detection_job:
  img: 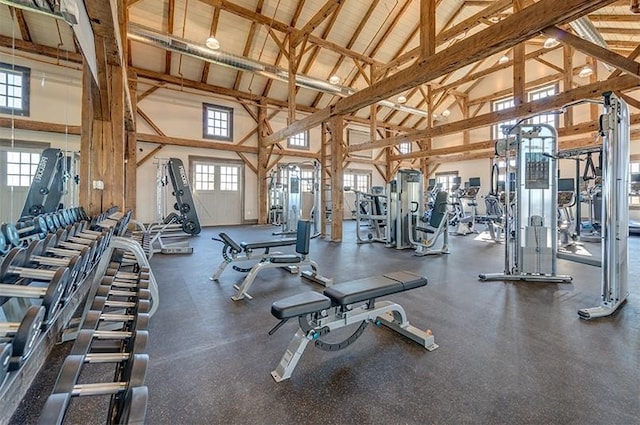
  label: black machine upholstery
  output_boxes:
[271,271,427,320]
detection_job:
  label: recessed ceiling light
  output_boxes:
[329,75,341,85]
[543,37,560,49]
[205,37,220,50]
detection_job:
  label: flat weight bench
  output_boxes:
[269,271,438,382]
[226,220,333,301]
[210,232,297,281]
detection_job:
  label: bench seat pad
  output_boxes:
[324,271,427,305]
[241,238,297,251]
[271,291,331,320]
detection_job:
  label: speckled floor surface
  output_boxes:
[9,222,640,424]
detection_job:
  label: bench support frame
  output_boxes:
[271,300,437,382]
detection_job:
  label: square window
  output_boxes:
[288,131,309,150]
[203,103,233,141]
[0,63,30,116]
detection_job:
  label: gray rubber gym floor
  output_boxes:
[9,222,640,424]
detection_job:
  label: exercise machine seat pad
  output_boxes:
[415,225,436,234]
[324,272,427,306]
[218,233,242,252]
[241,238,297,251]
[271,291,332,320]
[270,254,302,264]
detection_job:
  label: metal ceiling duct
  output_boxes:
[127,24,429,118]
[569,17,614,71]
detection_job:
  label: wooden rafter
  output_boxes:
[233,0,265,91]
[8,7,31,42]
[165,0,175,75]
[201,7,221,83]
[291,0,345,48]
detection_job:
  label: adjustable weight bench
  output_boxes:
[269,271,438,382]
[210,233,297,281]
[228,220,333,301]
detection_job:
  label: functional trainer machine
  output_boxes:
[20,148,65,217]
[268,271,437,381]
[479,123,571,283]
[578,92,629,319]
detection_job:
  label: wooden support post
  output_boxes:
[320,123,328,239]
[563,45,574,127]
[125,131,137,212]
[288,37,299,126]
[329,115,344,242]
[79,62,127,216]
[257,103,270,225]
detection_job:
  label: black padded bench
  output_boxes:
[270,271,437,381]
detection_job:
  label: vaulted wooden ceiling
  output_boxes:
[0,0,639,148]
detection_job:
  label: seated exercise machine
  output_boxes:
[268,271,438,381]
[210,234,297,281]
[449,178,480,236]
[479,123,572,283]
[224,220,333,301]
[354,186,388,244]
[411,190,450,256]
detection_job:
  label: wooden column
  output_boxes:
[288,37,299,125]
[329,115,344,242]
[257,102,270,224]
[125,72,137,212]
[79,63,127,216]
[563,45,574,127]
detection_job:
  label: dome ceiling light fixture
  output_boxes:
[397,95,407,104]
[498,54,509,64]
[205,37,220,50]
[578,65,594,78]
[543,37,560,48]
[329,75,341,85]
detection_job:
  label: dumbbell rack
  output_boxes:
[0,207,157,425]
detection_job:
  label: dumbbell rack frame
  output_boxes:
[0,253,100,425]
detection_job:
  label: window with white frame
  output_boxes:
[288,131,309,149]
[300,170,314,192]
[194,163,215,191]
[203,103,233,141]
[0,63,30,116]
[398,141,411,155]
[343,171,370,193]
[219,166,239,191]
[6,151,40,187]
[435,171,459,193]
[492,97,516,140]
[528,85,558,127]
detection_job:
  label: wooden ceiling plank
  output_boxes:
[197,0,378,65]
[233,0,264,91]
[9,7,32,42]
[292,0,345,47]
[266,0,616,146]
[381,0,513,74]
[543,26,640,78]
[201,6,221,83]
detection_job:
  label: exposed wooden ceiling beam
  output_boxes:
[0,117,81,135]
[197,0,379,65]
[543,26,640,78]
[0,35,83,63]
[291,0,344,48]
[201,7,221,83]
[8,7,31,42]
[264,0,617,146]
[132,67,417,134]
[350,74,638,153]
[380,0,513,74]
[165,0,175,74]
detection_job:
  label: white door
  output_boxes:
[190,157,243,226]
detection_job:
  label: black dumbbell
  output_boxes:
[0,249,69,323]
[16,216,48,240]
[0,223,21,249]
[0,305,45,370]
[24,240,88,298]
